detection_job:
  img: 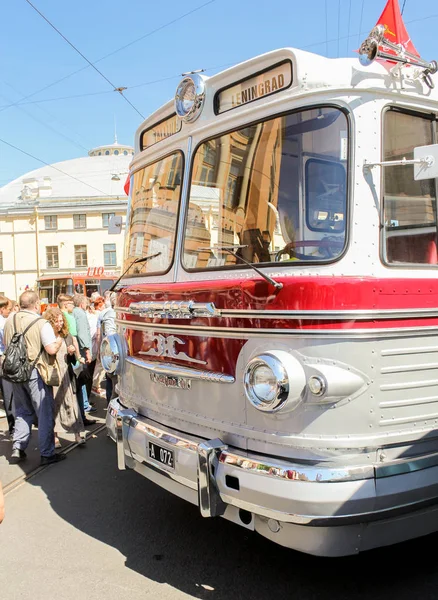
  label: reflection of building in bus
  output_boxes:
[182,109,346,268]
[122,110,347,277]
[0,141,132,299]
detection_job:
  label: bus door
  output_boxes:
[39,281,54,306]
[85,279,99,297]
[74,278,85,294]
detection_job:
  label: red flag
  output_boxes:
[124,173,130,196]
[375,0,419,58]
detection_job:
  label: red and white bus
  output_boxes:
[37,267,117,308]
[101,3,438,556]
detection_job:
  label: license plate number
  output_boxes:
[148,441,174,469]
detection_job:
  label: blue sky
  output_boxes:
[1,0,437,186]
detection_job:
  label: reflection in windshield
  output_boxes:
[183,107,347,268]
[125,152,183,275]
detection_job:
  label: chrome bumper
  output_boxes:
[106,398,438,548]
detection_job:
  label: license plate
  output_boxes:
[148,441,174,469]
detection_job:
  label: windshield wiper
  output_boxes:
[109,252,162,292]
[202,245,283,290]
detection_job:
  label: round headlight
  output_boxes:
[244,351,305,413]
[101,333,126,375]
[175,73,206,123]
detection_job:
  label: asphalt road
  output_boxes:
[2,429,438,600]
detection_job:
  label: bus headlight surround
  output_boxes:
[175,73,206,123]
[101,334,125,375]
[244,351,305,413]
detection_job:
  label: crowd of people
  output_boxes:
[0,289,117,466]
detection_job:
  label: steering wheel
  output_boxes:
[275,238,341,262]
[275,243,298,262]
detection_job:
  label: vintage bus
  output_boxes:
[101,19,438,556]
[38,268,117,308]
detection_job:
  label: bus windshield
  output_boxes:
[123,151,184,276]
[183,106,348,269]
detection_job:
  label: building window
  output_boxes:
[73,214,87,229]
[114,150,119,155]
[44,215,57,230]
[75,245,88,267]
[46,246,59,268]
[102,212,115,228]
[0,252,3,271]
[105,150,110,155]
[104,243,117,266]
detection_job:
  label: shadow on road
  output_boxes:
[0,393,106,488]
[27,431,438,600]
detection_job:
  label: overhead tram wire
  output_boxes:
[357,0,365,47]
[3,8,437,111]
[1,0,216,114]
[301,12,438,51]
[0,92,90,154]
[1,65,234,109]
[401,0,407,15]
[2,80,93,151]
[346,0,352,55]
[23,0,144,119]
[0,137,115,199]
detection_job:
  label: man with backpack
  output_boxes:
[3,291,66,465]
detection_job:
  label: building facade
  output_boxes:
[0,141,133,300]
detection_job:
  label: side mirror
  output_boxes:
[108,215,123,234]
[364,143,438,179]
[414,143,438,180]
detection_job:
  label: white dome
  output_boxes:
[0,142,134,206]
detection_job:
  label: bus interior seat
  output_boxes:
[386,232,438,264]
[237,229,270,263]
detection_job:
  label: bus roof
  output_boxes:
[134,47,438,154]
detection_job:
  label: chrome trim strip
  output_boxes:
[126,356,235,383]
[116,306,438,321]
[116,413,125,470]
[221,308,438,320]
[128,300,221,319]
[198,439,227,517]
[173,135,192,283]
[219,452,374,482]
[122,406,438,481]
[376,450,438,478]
[118,318,438,339]
[130,416,199,452]
[116,408,136,470]
[108,402,438,525]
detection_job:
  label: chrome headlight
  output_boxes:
[101,334,126,375]
[244,351,305,413]
[175,73,206,123]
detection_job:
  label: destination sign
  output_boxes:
[216,61,292,114]
[141,114,182,150]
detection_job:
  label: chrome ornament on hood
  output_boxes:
[128,300,220,319]
[139,333,207,365]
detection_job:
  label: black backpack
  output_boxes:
[2,314,43,383]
